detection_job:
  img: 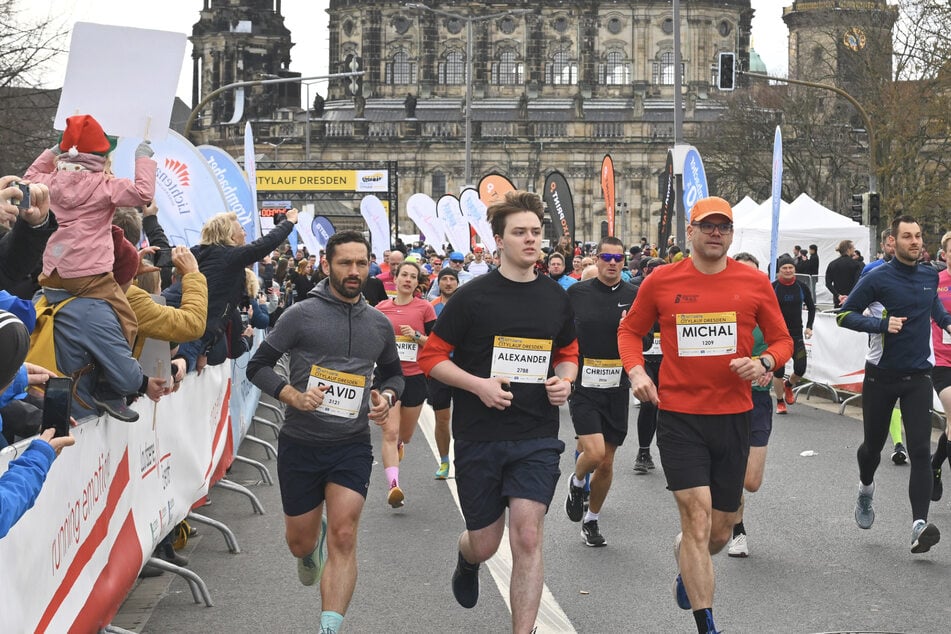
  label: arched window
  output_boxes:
[545,49,577,85]
[491,49,523,85]
[599,50,630,85]
[386,51,417,85]
[438,50,465,85]
[652,51,683,85]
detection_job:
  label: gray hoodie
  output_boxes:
[248,278,403,445]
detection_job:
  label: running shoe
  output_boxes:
[776,400,788,415]
[451,550,480,608]
[297,515,327,586]
[727,532,749,558]
[633,449,655,474]
[933,467,943,502]
[854,488,875,529]
[783,380,796,405]
[397,440,405,462]
[891,442,908,465]
[387,484,405,508]
[911,520,940,554]
[672,574,691,610]
[582,520,606,547]
[434,461,450,480]
[565,479,585,522]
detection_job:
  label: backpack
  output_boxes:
[26,295,91,380]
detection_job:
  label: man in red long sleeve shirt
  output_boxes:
[618,196,792,634]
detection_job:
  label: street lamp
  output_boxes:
[405,3,532,188]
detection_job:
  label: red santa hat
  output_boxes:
[59,114,117,157]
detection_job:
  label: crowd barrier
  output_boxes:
[0,345,265,632]
[792,310,946,415]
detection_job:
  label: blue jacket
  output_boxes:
[0,439,56,538]
[838,259,951,371]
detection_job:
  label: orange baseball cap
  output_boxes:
[689,196,733,223]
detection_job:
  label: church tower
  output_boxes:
[783,0,897,96]
[190,0,300,131]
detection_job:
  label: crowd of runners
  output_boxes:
[245,191,951,634]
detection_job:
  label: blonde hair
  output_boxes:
[941,231,951,253]
[200,212,239,246]
[244,268,260,297]
[136,270,161,294]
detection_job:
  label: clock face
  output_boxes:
[843,27,867,51]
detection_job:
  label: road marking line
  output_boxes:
[417,404,576,633]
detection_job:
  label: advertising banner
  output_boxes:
[112,131,228,247]
[682,146,708,221]
[657,150,676,257]
[360,195,391,264]
[543,171,575,244]
[769,126,783,280]
[406,193,448,250]
[459,188,497,253]
[198,145,256,246]
[243,122,261,241]
[478,173,516,207]
[437,195,471,254]
[256,170,389,193]
[601,155,616,237]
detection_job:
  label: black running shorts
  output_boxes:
[426,375,452,410]
[398,373,429,408]
[454,437,564,531]
[750,390,773,448]
[277,436,372,516]
[933,366,951,395]
[655,409,750,513]
[568,387,630,447]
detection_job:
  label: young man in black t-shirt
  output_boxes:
[419,191,578,632]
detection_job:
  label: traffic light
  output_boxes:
[867,192,881,226]
[344,54,363,97]
[717,52,735,91]
[850,193,865,223]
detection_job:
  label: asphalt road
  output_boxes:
[114,393,951,634]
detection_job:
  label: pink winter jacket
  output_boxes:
[25,149,156,278]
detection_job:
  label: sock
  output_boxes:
[933,433,948,470]
[784,379,793,388]
[385,466,399,489]
[319,610,344,634]
[583,510,599,523]
[889,408,903,445]
[733,521,746,537]
[572,474,586,488]
[859,481,874,496]
[440,455,450,464]
[693,607,715,634]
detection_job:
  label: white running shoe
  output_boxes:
[728,533,749,558]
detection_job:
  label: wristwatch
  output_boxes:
[382,391,396,407]
[759,357,773,372]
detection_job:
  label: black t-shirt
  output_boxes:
[567,278,637,392]
[772,278,816,335]
[433,268,576,441]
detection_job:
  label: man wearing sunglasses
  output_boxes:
[563,237,637,547]
[618,196,792,634]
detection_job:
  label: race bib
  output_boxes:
[676,312,737,357]
[490,335,552,383]
[395,335,419,362]
[580,358,623,389]
[646,332,662,356]
[306,365,367,418]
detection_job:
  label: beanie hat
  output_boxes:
[776,254,796,269]
[112,226,140,285]
[0,310,29,389]
[437,267,459,282]
[59,114,118,157]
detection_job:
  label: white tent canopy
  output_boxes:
[729,194,871,305]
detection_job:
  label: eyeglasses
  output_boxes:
[691,221,734,235]
[597,253,625,263]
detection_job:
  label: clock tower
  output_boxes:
[783,0,897,97]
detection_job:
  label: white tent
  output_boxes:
[729,193,871,305]
[732,195,760,226]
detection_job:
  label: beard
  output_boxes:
[328,269,365,299]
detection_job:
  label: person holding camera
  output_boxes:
[0,175,57,297]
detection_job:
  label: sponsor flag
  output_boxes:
[243,122,261,240]
[601,155,616,237]
[437,194,471,254]
[542,171,575,244]
[198,145,256,245]
[657,150,676,256]
[112,131,227,247]
[459,188,497,253]
[360,195,390,264]
[478,173,515,207]
[682,146,708,222]
[769,126,783,280]
[406,193,449,249]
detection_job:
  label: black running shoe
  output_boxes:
[565,480,585,522]
[582,520,606,547]
[451,550,480,608]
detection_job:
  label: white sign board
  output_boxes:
[55,22,187,142]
